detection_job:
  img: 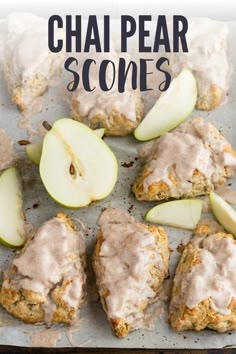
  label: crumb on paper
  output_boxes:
[23,223,35,239]
[17,97,45,140]
[31,329,61,347]
[202,197,211,213]
[143,278,172,330]
[0,129,16,170]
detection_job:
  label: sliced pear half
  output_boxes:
[145,199,203,230]
[39,119,118,208]
[134,69,197,141]
[210,191,236,236]
[26,128,105,165]
[0,167,25,247]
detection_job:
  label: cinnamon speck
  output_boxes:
[121,161,134,168]
[128,205,134,213]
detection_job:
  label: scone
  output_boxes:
[169,18,231,110]
[169,221,236,332]
[93,208,169,337]
[133,117,236,201]
[70,52,143,136]
[0,213,86,324]
[0,13,65,111]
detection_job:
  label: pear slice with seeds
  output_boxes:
[39,119,118,208]
[26,128,105,165]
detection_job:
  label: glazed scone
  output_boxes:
[93,208,169,337]
[0,13,65,111]
[70,53,143,136]
[169,18,231,110]
[0,213,86,324]
[169,220,236,332]
[133,117,236,201]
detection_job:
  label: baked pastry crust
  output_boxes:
[71,91,143,136]
[133,166,232,202]
[10,73,53,112]
[133,117,236,201]
[0,213,86,324]
[93,209,169,337]
[0,13,64,112]
[168,18,230,111]
[169,222,236,332]
[10,74,49,112]
[196,84,223,111]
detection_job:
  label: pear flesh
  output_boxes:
[210,191,236,236]
[26,142,43,165]
[26,128,105,165]
[145,199,203,230]
[94,128,105,138]
[39,119,118,208]
[134,69,198,141]
[0,167,25,247]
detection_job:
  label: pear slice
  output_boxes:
[134,69,197,141]
[145,199,203,230]
[39,119,118,208]
[0,167,25,247]
[210,191,236,236]
[94,128,105,138]
[26,142,43,165]
[26,128,105,165]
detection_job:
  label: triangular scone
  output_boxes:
[0,13,65,111]
[169,220,236,332]
[93,208,169,338]
[70,52,143,136]
[0,213,86,324]
[169,18,231,111]
[133,117,236,201]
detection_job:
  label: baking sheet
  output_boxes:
[0,19,236,349]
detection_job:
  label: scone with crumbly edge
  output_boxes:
[0,213,86,324]
[10,72,59,112]
[0,13,64,112]
[70,51,143,136]
[169,220,236,332]
[133,117,236,201]
[93,208,169,338]
[196,84,224,111]
[169,17,231,111]
[71,90,143,136]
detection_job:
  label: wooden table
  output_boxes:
[0,348,234,353]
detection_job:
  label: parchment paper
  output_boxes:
[0,19,236,349]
